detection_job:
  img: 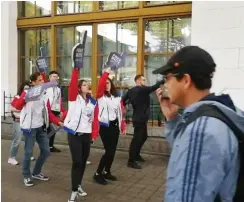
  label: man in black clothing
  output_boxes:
[123,75,162,169]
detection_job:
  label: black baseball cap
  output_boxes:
[153,46,216,77]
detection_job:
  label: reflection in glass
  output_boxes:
[146,1,179,5]
[56,1,92,14]
[97,22,138,55]
[144,17,191,53]
[57,56,92,85]
[35,0,51,16]
[21,29,50,57]
[144,55,168,85]
[56,25,92,56]
[18,1,51,17]
[99,1,138,11]
[56,25,92,85]
[97,55,137,87]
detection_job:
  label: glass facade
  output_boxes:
[18,1,51,17]
[17,1,192,135]
[19,28,51,81]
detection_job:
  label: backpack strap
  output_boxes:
[183,104,242,142]
[181,104,243,202]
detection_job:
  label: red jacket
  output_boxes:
[91,72,126,140]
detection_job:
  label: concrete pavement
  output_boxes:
[1,139,168,202]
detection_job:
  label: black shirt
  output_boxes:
[122,82,161,125]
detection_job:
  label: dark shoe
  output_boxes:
[103,172,117,181]
[50,147,61,152]
[93,173,108,185]
[127,161,142,169]
[32,173,49,181]
[136,155,145,162]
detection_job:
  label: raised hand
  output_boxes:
[156,88,179,121]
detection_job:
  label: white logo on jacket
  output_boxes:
[64,95,95,134]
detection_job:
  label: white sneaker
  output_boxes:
[30,157,35,161]
[86,161,91,165]
[24,178,34,187]
[78,185,87,196]
[68,191,78,202]
[8,157,19,165]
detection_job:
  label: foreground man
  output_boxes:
[154,46,244,202]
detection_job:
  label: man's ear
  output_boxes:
[183,74,191,90]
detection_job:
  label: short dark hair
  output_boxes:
[17,81,30,96]
[49,71,59,76]
[30,72,41,82]
[134,74,144,82]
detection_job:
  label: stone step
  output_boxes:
[1,117,170,156]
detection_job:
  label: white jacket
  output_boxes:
[63,95,96,134]
[97,95,123,130]
[45,86,62,112]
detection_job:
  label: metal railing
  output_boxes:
[124,100,166,127]
[2,91,14,120]
[2,91,165,127]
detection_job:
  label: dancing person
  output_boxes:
[122,75,161,169]
[44,71,67,152]
[13,72,63,187]
[63,67,96,202]
[92,67,126,185]
[8,81,35,165]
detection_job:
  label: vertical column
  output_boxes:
[50,25,56,71]
[92,23,98,98]
[137,17,144,75]
[1,1,18,115]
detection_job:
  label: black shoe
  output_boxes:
[103,172,117,181]
[50,147,61,152]
[93,173,108,185]
[136,155,145,162]
[127,161,142,169]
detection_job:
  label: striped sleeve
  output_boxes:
[181,117,208,202]
[169,116,239,202]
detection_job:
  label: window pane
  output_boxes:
[144,55,168,85]
[18,1,51,17]
[57,56,92,85]
[168,18,191,52]
[99,1,138,11]
[144,17,191,53]
[146,1,180,5]
[97,55,137,87]
[56,25,92,56]
[35,0,51,16]
[145,20,168,53]
[98,22,138,55]
[20,57,51,81]
[20,29,51,57]
[56,1,93,15]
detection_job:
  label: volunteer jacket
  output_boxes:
[63,68,96,136]
[11,95,21,121]
[12,90,60,133]
[41,72,67,120]
[164,94,244,202]
[91,72,126,140]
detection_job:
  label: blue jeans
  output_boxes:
[22,127,50,178]
[9,121,22,158]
